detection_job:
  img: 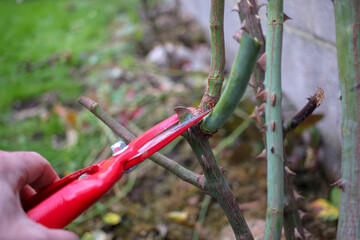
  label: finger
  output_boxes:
[43,228,79,240]
[8,217,79,240]
[3,151,59,191]
[20,185,36,200]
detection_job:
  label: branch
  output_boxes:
[283,87,324,134]
[263,0,285,239]
[236,0,266,95]
[283,171,306,240]
[78,97,205,190]
[333,0,360,239]
[183,126,253,240]
[201,33,261,133]
[199,0,225,111]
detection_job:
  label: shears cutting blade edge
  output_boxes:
[22,108,212,229]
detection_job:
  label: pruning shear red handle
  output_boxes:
[22,108,211,229]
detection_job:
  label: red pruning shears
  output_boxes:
[22,108,211,229]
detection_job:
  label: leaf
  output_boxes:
[102,212,121,225]
[81,232,94,240]
[53,104,78,127]
[166,211,191,226]
[330,187,341,208]
[309,198,339,221]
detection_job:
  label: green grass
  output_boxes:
[0,0,138,110]
[0,0,140,173]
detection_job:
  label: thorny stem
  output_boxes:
[199,0,225,111]
[283,171,306,240]
[201,33,261,133]
[263,0,284,239]
[183,126,253,240]
[78,97,205,190]
[333,1,360,239]
[237,0,266,96]
[281,88,324,240]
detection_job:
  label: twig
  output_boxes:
[283,87,324,134]
[198,0,225,111]
[78,97,205,190]
[263,0,285,239]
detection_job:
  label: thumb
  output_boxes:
[43,228,79,240]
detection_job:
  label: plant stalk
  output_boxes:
[199,0,225,111]
[333,1,360,239]
[263,0,284,239]
[201,33,261,133]
[283,172,306,240]
[183,126,253,240]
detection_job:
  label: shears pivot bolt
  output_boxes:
[111,141,137,173]
[111,141,128,156]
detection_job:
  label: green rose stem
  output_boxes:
[333,0,360,239]
[263,0,285,239]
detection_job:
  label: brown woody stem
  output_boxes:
[183,126,253,240]
[283,87,324,134]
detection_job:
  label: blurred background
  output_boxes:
[0,0,339,239]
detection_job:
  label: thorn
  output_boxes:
[256,87,262,95]
[270,93,276,106]
[270,146,275,153]
[232,4,240,12]
[255,115,262,126]
[258,103,265,114]
[294,228,302,239]
[285,166,296,175]
[256,149,266,159]
[331,179,345,191]
[249,106,259,119]
[255,0,266,10]
[255,14,261,20]
[257,53,266,71]
[304,229,312,238]
[174,106,192,119]
[261,124,268,132]
[256,90,267,102]
[241,20,249,33]
[284,13,292,22]
[219,166,227,174]
[293,190,305,201]
[233,30,242,43]
[249,75,256,88]
[338,91,342,100]
[271,121,276,131]
[298,210,309,219]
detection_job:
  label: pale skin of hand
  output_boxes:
[0,150,79,240]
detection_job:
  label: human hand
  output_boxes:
[0,150,79,240]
